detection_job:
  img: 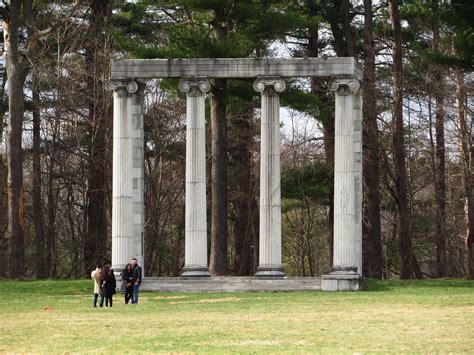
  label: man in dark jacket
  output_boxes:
[131,257,142,304]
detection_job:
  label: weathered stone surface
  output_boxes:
[110,81,136,272]
[141,276,322,292]
[109,58,364,290]
[254,78,285,277]
[179,79,211,277]
[108,80,145,273]
[353,92,363,277]
[111,58,362,80]
[321,78,363,291]
[131,85,145,270]
[328,78,361,272]
[321,273,360,291]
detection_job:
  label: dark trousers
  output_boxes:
[105,295,113,307]
[125,286,133,304]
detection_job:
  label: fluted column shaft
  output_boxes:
[353,91,363,277]
[254,77,286,277]
[179,78,211,277]
[108,80,144,273]
[321,78,362,291]
[330,78,362,274]
[131,85,145,271]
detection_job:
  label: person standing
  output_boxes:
[103,268,117,307]
[131,258,142,304]
[121,263,133,304]
[91,264,103,307]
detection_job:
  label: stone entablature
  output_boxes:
[111,57,362,80]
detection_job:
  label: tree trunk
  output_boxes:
[209,78,228,275]
[6,72,26,279]
[230,109,256,276]
[362,0,383,279]
[389,0,412,279]
[342,0,356,57]
[32,73,46,279]
[0,155,7,278]
[3,1,28,278]
[84,0,112,274]
[432,8,447,277]
[46,106,60,278]
[209,10,229,275]
[456,70,474,279]
[0,70,8,278]
[307,9,334,267]
[468,145,474,279]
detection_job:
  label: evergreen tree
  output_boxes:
[114,0,299,275]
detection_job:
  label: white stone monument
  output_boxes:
[108,58,363,290]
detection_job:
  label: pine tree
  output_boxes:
[114,0,299,275]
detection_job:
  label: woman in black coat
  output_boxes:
[121,263,133,304]
[102,267,116,307]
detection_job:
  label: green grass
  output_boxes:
[0,279,473,353]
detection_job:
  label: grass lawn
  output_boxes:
[0,279,473,353]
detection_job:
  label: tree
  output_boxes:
[389,0,413,279]
[455,70,474,278]
[430,0,448,277]
[362,0,383,278]
[114,0,298,275]
[227,93,259,275]
[208,6,229,274]
[83,0,113,275]
[1,0,45,278]
[32,72,46,278]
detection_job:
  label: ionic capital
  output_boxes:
[106,79,142,97]
[178,78,211,96]
[253,77,286,96]
[328,78,360,96]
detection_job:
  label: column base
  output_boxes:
[113,270,124,292]
[255,266,285,278]
[181,267,211,277]
[322,268,360,291]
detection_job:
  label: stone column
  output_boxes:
[130,83,146,272]
[107,79,145,273]
[353,90,363,277]
[179,78,211,277]
[322,78,362,291]
[253,77,286,277]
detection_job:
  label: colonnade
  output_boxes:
[108,64,362,290]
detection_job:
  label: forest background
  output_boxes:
[0,0,472,280]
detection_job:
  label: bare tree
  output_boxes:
[84,0,113,275]
[2,0,40,277]
[32,72,46,278]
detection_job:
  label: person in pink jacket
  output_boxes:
[91,264,104,307]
